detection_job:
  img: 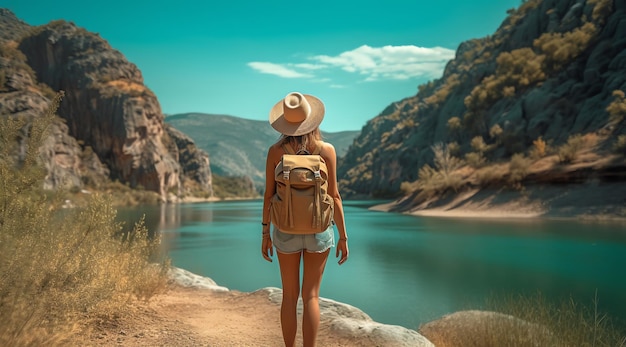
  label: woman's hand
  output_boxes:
[336,239,349,265]
[262,235,273,262]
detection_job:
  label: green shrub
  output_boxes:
[447,142,461,156]
[424,74,460,106]
[588,0,614,22]
[509,153,532,183]
[415,144,465,195]
[465,151,486,168]
[471,136,491,154]
[534,22,598,72]
[447,117,462,131]
[464,48,546,115]
[557,134,586,163]
[607,90,626,124]
[489,124,503,140]
[529,136,547,159]
[432,142,464,175]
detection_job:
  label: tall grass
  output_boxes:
[421,292,626,347]
[484,292,626,347]
[0,94,169,346]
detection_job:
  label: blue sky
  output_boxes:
[6,0,523,132]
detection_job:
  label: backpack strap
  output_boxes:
[312,142,323,230]
[280,143,295,228]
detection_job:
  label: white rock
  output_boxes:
[168,267,229,292]
[257,286,434,347]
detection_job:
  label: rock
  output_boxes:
[329,317,434,347]
[167,267,229,292]
[164,124,213,196]
[18,21,183,199]
[0,9,29,41]
[0,12,213,199]
[259,286,434,346]
[338,0,626,199]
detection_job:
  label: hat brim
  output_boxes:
[269,94,325,136]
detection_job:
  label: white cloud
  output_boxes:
[247,62,312,78]
[293,63,327,70]
[248,45,455,82]
[312,45,455,81]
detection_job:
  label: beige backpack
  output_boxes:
[270,142,334,234]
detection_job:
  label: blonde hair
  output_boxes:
[279,128,322,153]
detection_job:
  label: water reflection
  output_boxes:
[115,200,626,330]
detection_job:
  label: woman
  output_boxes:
[261,92,349,347]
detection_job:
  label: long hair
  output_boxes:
[278,127,322,153]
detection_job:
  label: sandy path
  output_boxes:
[79,285,384,347]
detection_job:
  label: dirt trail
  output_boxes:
[78,285,384,347]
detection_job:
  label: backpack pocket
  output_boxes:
[319,194,334,232]
[270,194,283,229]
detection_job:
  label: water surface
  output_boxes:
[118,200,626,330]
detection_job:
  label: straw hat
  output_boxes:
[269,92,325,136]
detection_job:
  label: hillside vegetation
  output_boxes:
[338,0,625,218]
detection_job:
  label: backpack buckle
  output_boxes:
[283,170,290,179]
[314,170,321,180]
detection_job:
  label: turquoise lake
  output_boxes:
[118,200,626,331]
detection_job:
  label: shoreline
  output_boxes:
[369,183,626,225]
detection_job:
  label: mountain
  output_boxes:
[165,113,360,191]
[338,0,625,215]
[0,9,212,201]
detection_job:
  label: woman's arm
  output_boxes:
[321,142,349,265]
[261,144,278,262]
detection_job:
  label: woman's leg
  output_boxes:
[301,249,330,347]
[277,251,302,347]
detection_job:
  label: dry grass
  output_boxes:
[104,79,147,94]
[0,94,169,346]
[420,292,626,347]
[484,292,626,347]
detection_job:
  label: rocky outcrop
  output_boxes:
[17,21,180,198]
[169,267,435,347]
[0,15,110,190]
[164,124,213,197]
[339,0,626,199]
[0,10,212,200]
[0,9,29,41]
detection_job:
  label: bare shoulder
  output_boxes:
[318,141,336,157]
[266,142,285,166]
[269,141,282,151]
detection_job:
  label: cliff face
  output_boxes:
[339,0,626,199]
[0,10,110,190]
[0,10,212,200]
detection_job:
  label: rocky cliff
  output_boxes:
[0,9,212,200]
[339,0,626,208]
